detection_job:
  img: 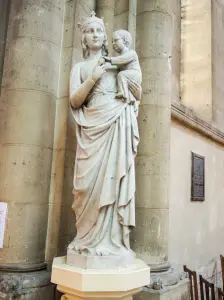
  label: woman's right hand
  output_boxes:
[91,65,106,82]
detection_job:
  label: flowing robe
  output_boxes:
[69,60,139,256]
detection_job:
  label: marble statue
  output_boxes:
[67,11,142,268]
[103,30,142,104]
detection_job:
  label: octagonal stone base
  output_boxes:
[67,248,135,269]
[51,256,150,300]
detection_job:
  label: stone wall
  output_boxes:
[180,0,224,131]
[180,0,212,123]
[170,0,224,277]
[169,120,224,274]
[212,0,224,132]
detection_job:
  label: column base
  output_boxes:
[134,279,190,300]
[0,269,55,300]
[149,267,180,289]
[51,256,150,300]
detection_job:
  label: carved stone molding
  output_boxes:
[151,278,164,290]
[0,275,20,293]
[0,270,51,294]
[171,102,224,146]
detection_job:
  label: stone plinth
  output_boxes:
[51,257,150,300]
[67,248,135,269]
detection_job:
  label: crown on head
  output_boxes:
[77,11,104,32]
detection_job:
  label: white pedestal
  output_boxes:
[51,256,150,300]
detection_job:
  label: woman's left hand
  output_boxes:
[128,80,142,101]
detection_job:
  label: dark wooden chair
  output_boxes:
[218,288,224,300]
[199,275,215,300]
[183,265,199,300]
[220,255,224,291]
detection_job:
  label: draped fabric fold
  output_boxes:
[69,62,139,256]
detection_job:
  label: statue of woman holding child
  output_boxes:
[68,12,142,268]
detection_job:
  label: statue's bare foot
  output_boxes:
[115,92,124,99]
[96,246,110,256]
[68,240,75,250]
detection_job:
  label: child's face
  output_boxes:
[112,32,125,53]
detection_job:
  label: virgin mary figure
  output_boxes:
[67,12,141,268]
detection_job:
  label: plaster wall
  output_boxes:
[169,120,224,274]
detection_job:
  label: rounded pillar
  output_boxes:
[96,0,115,53]
[0,0,60,272]
[132,0,173,272]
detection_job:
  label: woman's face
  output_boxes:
[84,22,105,50]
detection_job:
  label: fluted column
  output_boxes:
[96,0,115,53]
[132,0,173,273]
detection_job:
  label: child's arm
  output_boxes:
[103,56,111,62]
[110,51,136,65]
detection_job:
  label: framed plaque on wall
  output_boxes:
[191,152,205,201]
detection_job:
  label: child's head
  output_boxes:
[112,30,132,53]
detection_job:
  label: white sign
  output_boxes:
[0,202,7,248]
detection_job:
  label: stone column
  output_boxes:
[57,0,96,258]
[0,0,66,298]
[172,0,181,104]
[45,0,76,266]
[96,0,115,53]
[132,0,179,286]
[114,0,129,31]
[0,0,10,87]
[128,0,137,49]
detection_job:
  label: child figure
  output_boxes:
[104,30,142,104]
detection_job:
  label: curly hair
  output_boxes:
[80,22,108,59]
[113,30,132,49]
